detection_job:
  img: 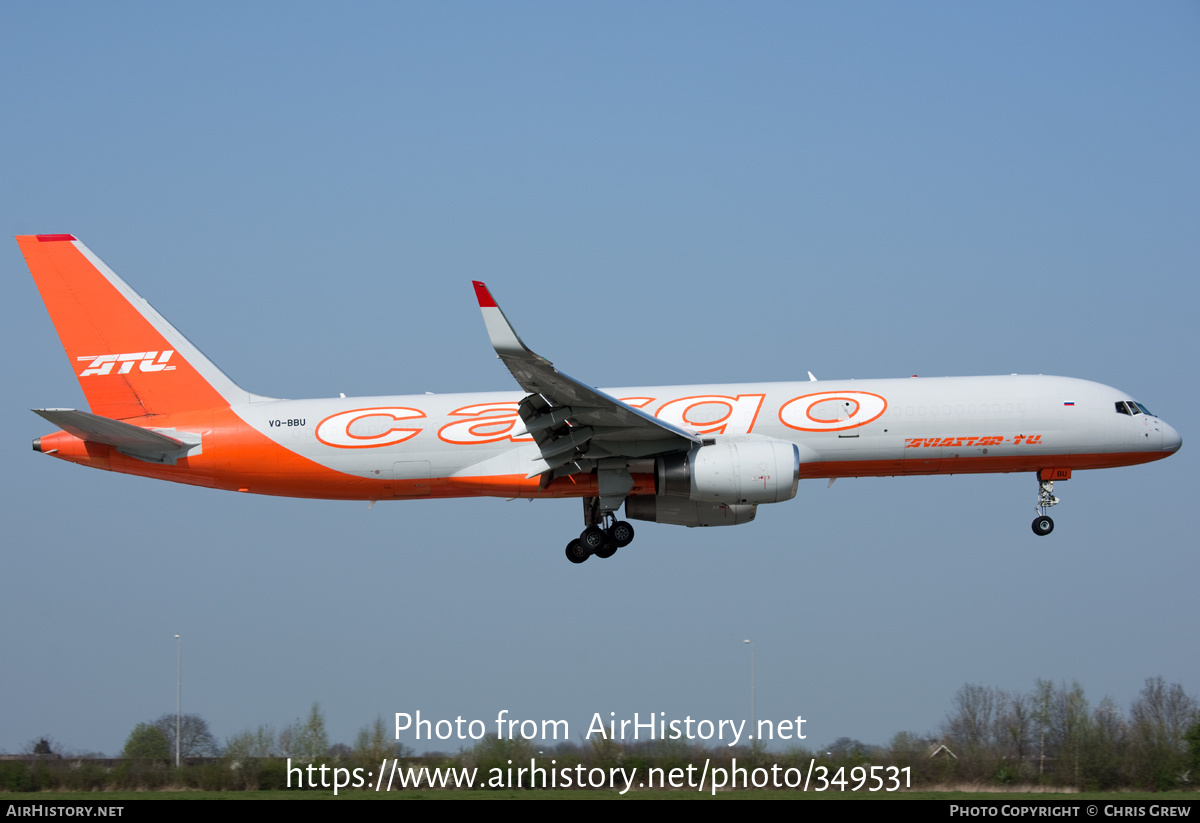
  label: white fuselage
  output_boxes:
[226,374,1179,499]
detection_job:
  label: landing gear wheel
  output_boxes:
[581,525,608,553]
[565,539,589,564]
[1031,474,1061,536]
[594,541,618,559]
[610,520,635,548]
[1032,516,1054,536]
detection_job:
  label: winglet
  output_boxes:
[473,281,539,360]
[472,280,497,308]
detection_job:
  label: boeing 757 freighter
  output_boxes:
[18,235,1181,563]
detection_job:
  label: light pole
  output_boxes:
[744,639,755,739]
[174,634,181,767]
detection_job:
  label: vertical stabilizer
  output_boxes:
[17,235,265,419]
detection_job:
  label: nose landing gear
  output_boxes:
[1031,473,1062,537]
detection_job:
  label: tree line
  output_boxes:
[3,678,1197,792]
[934,676,1198,790]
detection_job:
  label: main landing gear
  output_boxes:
[1031,476,1060,537]
[564,512,636,564]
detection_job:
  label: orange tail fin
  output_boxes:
[18,235,264,419]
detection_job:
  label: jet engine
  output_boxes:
[655,437,801,504]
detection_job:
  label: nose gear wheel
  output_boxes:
[1031,477,1060,537]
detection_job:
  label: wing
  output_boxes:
[472,282,699,484]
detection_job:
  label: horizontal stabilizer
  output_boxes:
[33,408,200,464]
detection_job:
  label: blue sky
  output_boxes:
[1,2,1197,756]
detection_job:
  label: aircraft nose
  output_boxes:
[1161,421,1182,454]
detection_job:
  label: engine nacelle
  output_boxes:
[655,437,801,505]
[625,497,757,528]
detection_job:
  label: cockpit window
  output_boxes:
[1116,400,1156,417]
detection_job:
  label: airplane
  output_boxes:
[18,234,1182,563]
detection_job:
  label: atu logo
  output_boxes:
[77,350,176,376]
[779,391,888,432]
